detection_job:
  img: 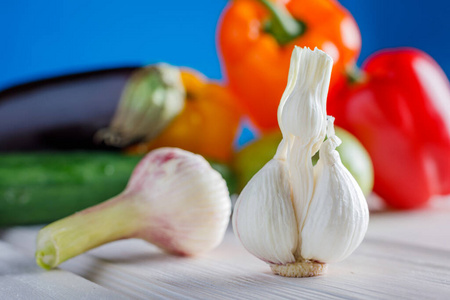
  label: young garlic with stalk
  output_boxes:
[232,47,369,277]
[36,148,231,269]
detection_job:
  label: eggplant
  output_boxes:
[0,67,139,151]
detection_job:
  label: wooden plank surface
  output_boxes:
[1,198,450,299]
[0,241,125,299]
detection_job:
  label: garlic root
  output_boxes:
[270,259,327,278]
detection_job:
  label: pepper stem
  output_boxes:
[346,65,368,85]
[35,194,141,269]
[257,0,306,45]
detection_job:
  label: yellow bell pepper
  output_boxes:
[127,69,243,163]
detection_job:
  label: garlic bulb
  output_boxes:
[36,148,231,269]
[233,47,369,277]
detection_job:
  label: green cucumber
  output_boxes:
[0,151,237,226]
[0,152,142,226]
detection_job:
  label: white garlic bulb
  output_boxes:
[233,47,369,277]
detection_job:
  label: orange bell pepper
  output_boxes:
[127,69,243,163]
[217,0,361,131]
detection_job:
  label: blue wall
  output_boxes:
[0,0,448,90]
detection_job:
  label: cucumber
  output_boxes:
[0,152,141,226]
[0,152,237,226]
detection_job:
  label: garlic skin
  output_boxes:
[232,47,369,277]
[301,117,369,263]
[128,148,231,255]
[36,148,231,269]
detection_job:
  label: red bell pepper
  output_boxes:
[328,48,450,209]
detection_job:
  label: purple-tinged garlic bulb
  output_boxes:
[36,148,231,269]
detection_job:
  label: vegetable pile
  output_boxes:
[0,0,448,274]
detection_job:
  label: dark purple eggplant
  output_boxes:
[0,67,139,151]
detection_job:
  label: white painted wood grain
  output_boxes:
[0,241,127,299]
[2,199,450,299]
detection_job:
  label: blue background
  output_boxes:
[0,0,449,90]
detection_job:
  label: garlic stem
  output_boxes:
[36,194,140,269]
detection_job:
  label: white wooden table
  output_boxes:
[1,197,450,299]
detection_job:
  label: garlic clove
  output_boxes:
[232,159,298,265]
[300,117,369,263]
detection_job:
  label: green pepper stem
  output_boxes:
[346,65,368,85]
[257,0,305,45]
[35,194,141,269]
